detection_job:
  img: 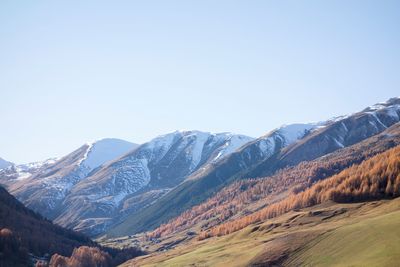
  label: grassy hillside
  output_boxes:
[144,125,400,241]
[122,142,400,266]
[124,198,400,267]
[287,210,400,266]
[201,144,400,239]
[109,121,400,237]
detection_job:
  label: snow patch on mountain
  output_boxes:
[385,106,400,120]
[0,158,13,170]
[276,123,319,145]
[80,138,137,170]
[213,134,254,161]
[187,132,210,171]
[364,97,400,112]
[258,136,276,156]
[78,143,93,166]
[144,132,178,162]
[0,158,59,182]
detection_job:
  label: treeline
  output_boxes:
[199,145,400,239]
[0,228,30,266]
[0,185,93,257]
[49,245,144,267]
[0,227,144,267]
[0,186,144,266]
[146,131,400,240]
[49,246,110,267]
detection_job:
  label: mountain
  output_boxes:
[247,97,400,178]
[0,158,59,187]
[124,125,400,267]
[127,188,400,267]
[143,123,400,242]
[0,185,144,267]
[206,142,400,240]
[108,97,400,237]
[2,132,253,236]
[4,138,137,219]
[0,157,13,170]
[54,131,254,235]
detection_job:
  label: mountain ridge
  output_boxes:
[108,97,400,237]
[55,131,254,235]
[2,138,137,220]
[0,157,13,170]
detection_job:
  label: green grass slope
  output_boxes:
[287,209,400,267]
[123,199,400,267]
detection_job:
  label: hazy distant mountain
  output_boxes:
[0,158,59,187]
[0,157,13,170]
[6,138,137,220]
[109,97,400,237]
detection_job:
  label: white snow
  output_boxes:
[78,142,93,166]
[366,97,400,112]
[3,157,60,180]
[0,158,13,170]
[80,139,137,170]
[145,132,179,162]
[15,172,32,180]
[368,112,387,129]
[213,135,254,161]
[187,132,209,171]
[68,131,254,211]
[385,106,400,120]
[276,123,323,146]
[332,137,345,148]
[368,103,387,111]
[258,136,276,156]
[328,115,351,123]
[111,158,151,195]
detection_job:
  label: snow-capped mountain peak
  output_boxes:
[275,123,323,146]
[362,97,400,112]
[0,157,59,183]
[0,157,13,170]
[51,131,254,235]
[79,138,138,170]
[2,138,138,221]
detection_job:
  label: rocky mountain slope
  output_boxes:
[124,129,400,267]
[0,157,13,170]
[108,97,400,237]
[142,123,400,242]
[3,138,137,220]
[107,123,325,236]
[3,97,400,241]
[55,131,254,235]
[2,132,253,236]
[0,158,59,187]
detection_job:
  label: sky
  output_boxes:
[1,0,399,163]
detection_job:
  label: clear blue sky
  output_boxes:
[1,1,399,163]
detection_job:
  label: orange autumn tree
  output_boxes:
[146,136,399,240]
[199,145,400,239]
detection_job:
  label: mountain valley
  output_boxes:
[2,97,400,267]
